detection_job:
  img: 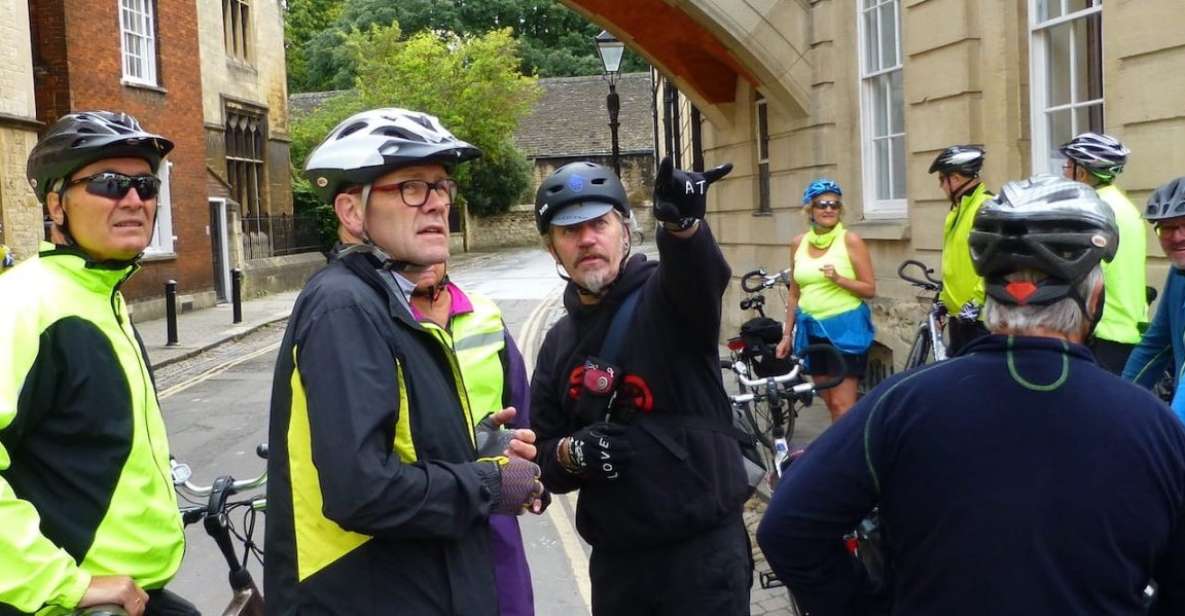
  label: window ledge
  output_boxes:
[752,210,774,218]
[141,251,177,262]
[847,219,910,241]
[227,58,258,73]
[123,80,167,95]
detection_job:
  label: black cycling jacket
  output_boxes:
[532,224,749,551]
[265,251,502,615]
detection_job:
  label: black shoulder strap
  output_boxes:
[600,287,642,363]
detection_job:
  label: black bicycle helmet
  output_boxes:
[928,145,985,177]
[26,111,174,202]
[304,108,481,203]
[534,161,630,234]
[1058,132,1129,182]
[1144,177,1185,222]
[970,174,1117,306]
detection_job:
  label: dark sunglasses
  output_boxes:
[64,172,161,200]
[813,200,842,210]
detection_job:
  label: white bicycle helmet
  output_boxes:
[1058,132,1129,182]
[970,174,1117,307]
[304,108,481,203]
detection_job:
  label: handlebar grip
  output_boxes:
[720,357,735,371]
[800,343,847,391]
[740,269,767,293]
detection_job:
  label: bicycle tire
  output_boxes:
[903,324,931,370]
[743,401,774,452]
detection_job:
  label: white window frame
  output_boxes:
[857,0,907,219]
[119,0,158,86]
[144,161,174,257]
[1028,0,1104,175]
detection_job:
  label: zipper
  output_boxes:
[110,273,177,515]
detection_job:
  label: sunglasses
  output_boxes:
[64,172,161,200]
[813,200,842,210]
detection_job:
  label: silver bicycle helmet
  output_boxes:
[970,174,1117,306]
[304,108,481,203]
[1058,132,1129,182]
[1145,177,1185,222]
[928,145,985,177]
[27,111,173,202]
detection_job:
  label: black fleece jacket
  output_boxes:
[531,224,750,550]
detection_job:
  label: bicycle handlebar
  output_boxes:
[741,268,791,294]
[725,343,846,402]
[171,444,268,497]
[897,260,942,291]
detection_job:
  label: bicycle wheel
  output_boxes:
[903,324,931,370]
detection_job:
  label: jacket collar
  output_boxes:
[37,241,138,295]
[958,333,1095,363]
[336,250,425,330]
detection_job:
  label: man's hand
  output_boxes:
[78,576,148,616]
[485,458,545,516]
[652,155,734,224]
[476,407,537,461]
[559,422,633,481]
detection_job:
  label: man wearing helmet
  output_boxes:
[266,108,544,615]
[1060,132,1146,374]
[929,144,992,354]
[758,175,1185,614]
[0,112,196,615]
[530,157,754,615]
[1125,176,1185,421]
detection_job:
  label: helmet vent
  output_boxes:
[591,178,606,185]
[338,121,368,138]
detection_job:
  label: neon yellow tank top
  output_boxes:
[794,228,862,320]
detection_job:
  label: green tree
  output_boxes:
[286,0,648,93]
[290,23,539,234]
[284,0,345,92]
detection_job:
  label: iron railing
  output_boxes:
[241,214,322,260]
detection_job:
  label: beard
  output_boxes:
[573,266,615,294]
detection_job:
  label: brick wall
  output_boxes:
[30,0,210,301]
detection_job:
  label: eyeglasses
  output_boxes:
[65,172,161,200]
[813,200,842,210]
[369,178,459,207]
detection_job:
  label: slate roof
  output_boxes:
[514,72,655,159]
[287,72,656,159]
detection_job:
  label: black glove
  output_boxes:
[562,422,634,481]
[652,155,733,224]
[481,457,544,516]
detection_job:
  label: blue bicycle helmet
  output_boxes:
[802,178,842,205]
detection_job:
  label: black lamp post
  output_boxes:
[595,30,624,176]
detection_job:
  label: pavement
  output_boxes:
[136,249,503,370]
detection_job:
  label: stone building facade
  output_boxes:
[564,0,1181,373]
[197,0,297,301]
[0,0,40,260]
[28,0,209,304]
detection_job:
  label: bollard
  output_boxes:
[232,268,243,324]
[165,280,179,346]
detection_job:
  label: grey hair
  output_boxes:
[982,265,1105,337]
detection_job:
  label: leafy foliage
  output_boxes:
[285,0,648,93]
[290,25,540,228]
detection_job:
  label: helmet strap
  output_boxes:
[949,176,979,207]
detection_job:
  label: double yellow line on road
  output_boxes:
[158,341,282,400]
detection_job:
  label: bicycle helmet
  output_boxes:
[304,108,481,203]
[928,145,985,177]
[534,161,630,234]
[26,111,174,202]
[970,174,1117,306]
[1058,132,1129,182]
[1145,176,1185,222]
[802,178,842,205]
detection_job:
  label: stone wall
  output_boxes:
[465,204,539,251]
[0,0,40,259]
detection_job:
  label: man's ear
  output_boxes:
[46,191,65,226]
[334,192,364,239]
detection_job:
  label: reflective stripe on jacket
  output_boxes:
[0,243,183,614]
[941,183,990,311]
[265,251,501,615]
[1094,184,1148,344]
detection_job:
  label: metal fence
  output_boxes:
[241,214,322,260]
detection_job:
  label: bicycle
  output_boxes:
[73,448,267,616]
[898,260,948,369]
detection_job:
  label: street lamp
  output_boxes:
[595,30,624,176]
